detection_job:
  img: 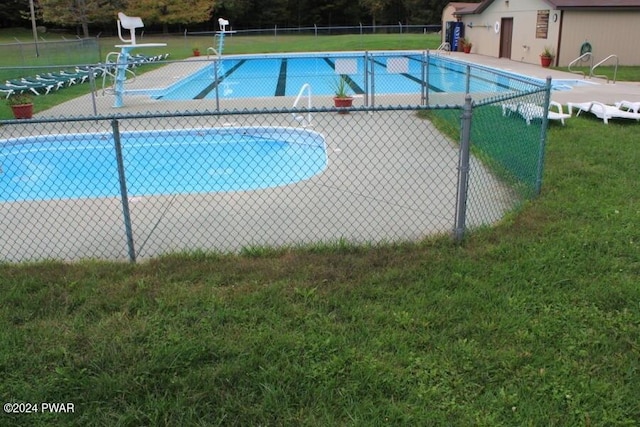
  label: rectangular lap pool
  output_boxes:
[155,51,545,100]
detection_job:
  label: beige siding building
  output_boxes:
[443,0,640,66]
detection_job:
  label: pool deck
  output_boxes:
[447,52,640,105]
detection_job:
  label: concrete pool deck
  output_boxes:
[3,53,639,261]
[2,109,515,261]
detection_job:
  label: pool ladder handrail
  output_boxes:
[568,52,593,78]
[292,83,312,127]
[590,54,618,83]
[435,42,451,55]
[101,51,137,95]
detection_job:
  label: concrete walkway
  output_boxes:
[446,52,640,105]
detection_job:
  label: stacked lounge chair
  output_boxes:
[502,100,572,125]
[568,101,640,124]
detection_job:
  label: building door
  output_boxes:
[499,18,513,58]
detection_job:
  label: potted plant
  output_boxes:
[331,76,354,113]
[6,92,34,119]
[540,46,554,67]
[461,37,472,54]
[192,47,201,57]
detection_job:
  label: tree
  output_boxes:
[38,0,121,37]
[359,0,389,27]
[125,0,215,33]
[0,0,31,28]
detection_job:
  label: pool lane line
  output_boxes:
[194,59,247,99]
[322,58,365,95]
[275,58,288,96]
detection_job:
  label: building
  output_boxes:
[442,0,640,66]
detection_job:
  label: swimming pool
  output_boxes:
[0,127,327,202]
[156,51,544,101]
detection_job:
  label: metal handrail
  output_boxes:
[435,42,450,54]
[567,52,592,78]
[590,54,618,83]
[101,51,136,95]
[292,83,312,127]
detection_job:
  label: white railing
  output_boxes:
[101,51,136,95]
[435,42,450,54]
[292,83,312,127]
[590,54,618,83]
[568,52,592,78]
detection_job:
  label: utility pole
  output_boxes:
[29,0,40,57]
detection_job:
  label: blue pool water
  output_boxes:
[157,52,543,100]
[0,127,327,202]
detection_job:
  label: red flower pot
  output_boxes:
[333,97,353,114]
[11,103,33,119]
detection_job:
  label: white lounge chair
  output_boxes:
[502,101,571,125]
[614,100,640,113]
[568,101,640,124]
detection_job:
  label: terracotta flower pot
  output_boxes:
[333,96,353,114]
[540,55,553,68]
[11,103,34,119]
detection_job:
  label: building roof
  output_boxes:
[455,0,640,15]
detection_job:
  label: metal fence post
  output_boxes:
[454,95,473,243]
[535,77,553,195]
[465,64,471,94]
[214,59,220,112]
[422,50,429,106]
[364,51,369,107]
[370,53,376,108]
[112,119,137,263]
[88,66,98,116]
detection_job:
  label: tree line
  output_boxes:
[2,0,476,37]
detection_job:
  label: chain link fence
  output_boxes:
[1,52,550,262]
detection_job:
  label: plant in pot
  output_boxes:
[331,76,354,113]
[462,37,472,54]
[192,47,201,56]
[6,92,34,119]
[540,46,554,67]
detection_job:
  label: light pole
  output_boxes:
[29,0,40,57]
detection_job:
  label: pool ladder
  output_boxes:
[292,83,312,127]
[101,51,137,95]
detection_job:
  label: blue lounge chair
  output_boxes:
[7,79,55,95]
[36,72,76,86]
[5,81,43,95]
[22,77,65,91]
[0,84,21,98]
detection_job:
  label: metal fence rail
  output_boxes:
[0,53,549,262]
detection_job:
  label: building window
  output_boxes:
[536,10,550,39]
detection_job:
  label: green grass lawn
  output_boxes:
[1,31,640,426]
[1,115,639,426]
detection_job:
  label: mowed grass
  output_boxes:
[1,29,640,425]
[1,114,639,425]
